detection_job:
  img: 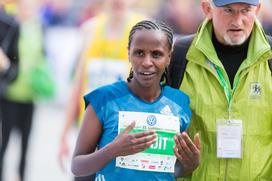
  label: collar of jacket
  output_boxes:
[187,18,271,70]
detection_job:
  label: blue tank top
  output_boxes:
[84,81,192,181]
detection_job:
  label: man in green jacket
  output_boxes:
[171,0,272,180]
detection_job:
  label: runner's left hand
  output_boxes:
[174,132,200,176]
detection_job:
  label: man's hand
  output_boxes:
[174,132,200,176]
[0,48,10,73]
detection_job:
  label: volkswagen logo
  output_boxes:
[146,115,157,126]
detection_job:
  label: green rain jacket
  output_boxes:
[178,19,272,181]
[5,20,45,102]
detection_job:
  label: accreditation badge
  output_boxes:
[116,111,180,173]
[217,119,243,158]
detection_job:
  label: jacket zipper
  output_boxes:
[224,159,229,181]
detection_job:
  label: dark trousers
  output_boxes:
[74,174,96,181]
[0,98,34,181]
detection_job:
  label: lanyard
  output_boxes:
[214,65,240,113]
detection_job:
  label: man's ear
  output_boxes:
[201,1,213,20]
[255,3,261,16]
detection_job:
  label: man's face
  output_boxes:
[210,3,260,46]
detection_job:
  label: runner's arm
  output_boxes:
[71,104,157,176]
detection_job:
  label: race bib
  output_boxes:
[116,111,180,173]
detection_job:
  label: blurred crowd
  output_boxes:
[1,0,272,180]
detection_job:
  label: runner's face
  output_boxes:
[128,29,171,88]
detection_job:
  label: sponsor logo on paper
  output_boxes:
[149,165,156,170]
[146,115,157,126]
